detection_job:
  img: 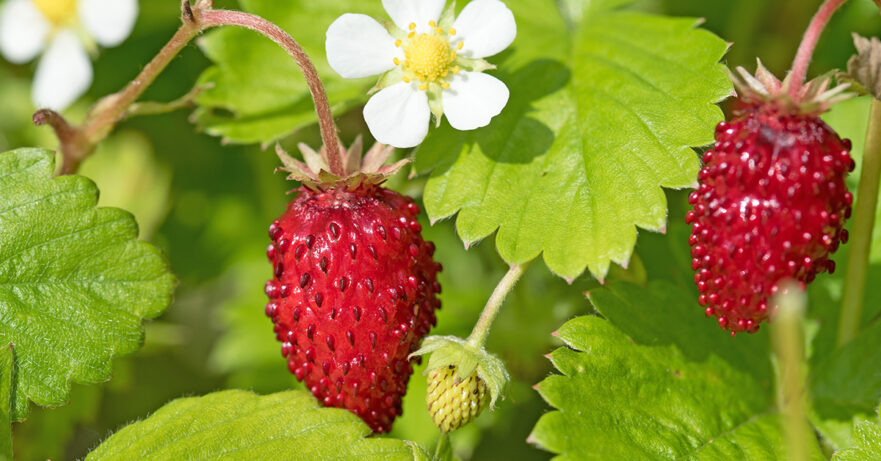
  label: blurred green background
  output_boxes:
[0,0,878,459]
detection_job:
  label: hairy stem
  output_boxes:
[81,22,201,143]
[789,0,849,99]
[39,1,343,176]
[837,98,881,346]
[433,432,450,460]
[33,109,90,175]
[200,9,343,175]
[465,262,531,349]
[772,283,809,461]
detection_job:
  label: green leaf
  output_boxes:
[193,0,385,144]
[86,389,429,460]
[414,0,730,280]
[832,408,881,461]
[0,345,12,461]
[0,148,175,420]
[529,281,824,460]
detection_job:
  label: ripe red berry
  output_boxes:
[687,99,853,335]
[266,182,441,433]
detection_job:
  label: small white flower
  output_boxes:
[326,0,516,148]
[0,0,138,110]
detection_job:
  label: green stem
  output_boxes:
[464,262,531,349]
[772,282,808,461]
[838,98,881,346]
[37,1,343,176]
[433,432,450,461]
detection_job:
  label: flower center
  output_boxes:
[33,0,78,26]
[394,21,464,91]
[404,33,452,81]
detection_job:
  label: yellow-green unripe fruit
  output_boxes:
[426,365,489,433]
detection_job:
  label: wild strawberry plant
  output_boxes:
[0,0,879,460]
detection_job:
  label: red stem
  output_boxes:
[200,10,344,176]
[789,0,849,99]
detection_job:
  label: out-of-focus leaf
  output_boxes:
[810,321,881,449]
[86,390,429,460]
[414,0,730,281]
[0,149,175,420]
[79,131,172,240]
[529,282,824,460]
[11,384,102,461]
[207,258,297,393]
[822,96,881,264]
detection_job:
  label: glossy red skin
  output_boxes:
[265,184,441,433]
[687,104,853,335]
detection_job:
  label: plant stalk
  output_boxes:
[38,1,344,176]
[465,262,531,349]
[433,432,450,461]
[837,98,881,346]
[199,9,343,175]
[789,0,849,99]
[772,282,808,461]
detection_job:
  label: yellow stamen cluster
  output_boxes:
[393,21,464,91]
[33,0,78,26]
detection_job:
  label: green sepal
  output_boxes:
[381,19,407,40]
[456,57,495,73]
[427,85,444,127]
[438,1,457,30]
[370,68,405,95]
[410,336,509,408]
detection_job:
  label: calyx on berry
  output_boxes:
[275,135,410,191]
[730,59,851,115]
[411,335,509,424]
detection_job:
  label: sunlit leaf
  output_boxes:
[87,390,429,460]
[414,0,730,280]
[0,149,174,420]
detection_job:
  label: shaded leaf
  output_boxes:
[0,149,175,420]
[86,390,429,460]
[414,0,730,280]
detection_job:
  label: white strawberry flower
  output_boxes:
[0,0,138,110]
[326,0,516,148]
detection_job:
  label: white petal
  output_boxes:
[326,14,400,79]
[382,0,445,33]
[32,31,93,110]
[443,71,509,130]
[78,0,138,47]
[364,82,430,148]
[451,0,516,59]
[0,0,49,63]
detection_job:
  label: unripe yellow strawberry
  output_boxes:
[426,365,489,433]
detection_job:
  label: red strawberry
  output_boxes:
[687,64,854,335]
[265,139,442,432]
